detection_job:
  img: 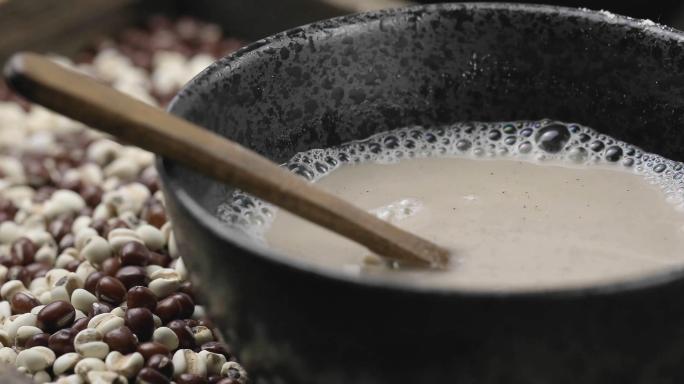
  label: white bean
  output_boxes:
[81,236,112,266]
[53,352,81,376]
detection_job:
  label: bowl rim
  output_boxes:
[158,2,684,300]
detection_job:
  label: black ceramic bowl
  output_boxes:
[159,3,684,383]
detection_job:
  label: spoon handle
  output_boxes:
[4,53,449,267]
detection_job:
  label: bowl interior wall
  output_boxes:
[167,4,684,218]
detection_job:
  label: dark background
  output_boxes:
[3,0,684,64]
[415,1,684,29]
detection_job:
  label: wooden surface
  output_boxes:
[0,0,168,64]
[5,53,450,268]
[0,0,411,64]
[178,0,412,40]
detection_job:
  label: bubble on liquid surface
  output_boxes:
[217,120,684,241]
[535,124,570,153]
[604,146,623,162]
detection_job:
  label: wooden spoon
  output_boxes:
[4,52,450,268]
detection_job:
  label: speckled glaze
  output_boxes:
[159,4,684,383]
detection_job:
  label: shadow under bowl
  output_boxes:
[158,3,684,383]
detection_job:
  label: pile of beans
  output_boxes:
[0,16,247,384]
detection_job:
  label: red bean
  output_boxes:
[125,307,154,341]
[9,237,36,266]
[142,198,167,228]
[25,333,50,348]
[80,184,103,207]
[116,266,148,289]
[91,219,108,236]
[137,342,170,360]
[167,319,195,350]
[37,301,76,333]
[48,214,73,242]
[0,198,17,223]
[149,251,171,267]
[10,291,40,314]
[156,292,194,323]
[120,241,150,266]
[146,354,174,378]
[136,367,170,384]
[178,281,195,302]
[105,219,128,237]
[101,257,122,277]
[48,328,75,356]
[71,316,90,333]
[96,276,127,304]
[85,271,106,293]
[25,262,51,279]
[65,259,80,272]
[104,326,139,354]
[127,286,157,311]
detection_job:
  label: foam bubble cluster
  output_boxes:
[217,120,684,239]
[370,198,423,222]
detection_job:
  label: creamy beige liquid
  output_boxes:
[219,121,684,291]
[266,157,684,290]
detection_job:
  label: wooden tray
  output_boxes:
[0,0,411,63]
